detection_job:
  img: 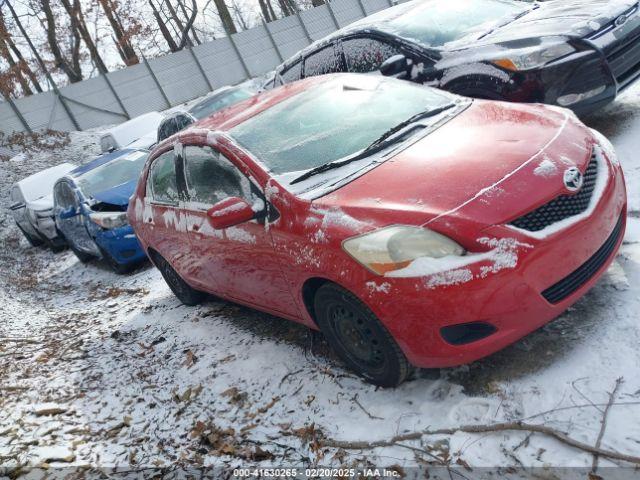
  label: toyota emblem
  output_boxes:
[563,167,584,192]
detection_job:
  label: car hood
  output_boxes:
[90,180,137,207]
[316,101,595,232]
[472,0,636,45]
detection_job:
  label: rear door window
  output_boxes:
[183,146,252,206]
[149,150,179,204]
[341,37,402,73]
[303,44,342,77]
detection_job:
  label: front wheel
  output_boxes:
[314,283,412,388]
[152,252,206,306]
[16,223,44,247]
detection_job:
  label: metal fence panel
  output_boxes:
[148,49,210,106]
[268,15,311,60]
[192,38,248,90]
[107,63,169,117]
[362,0,392,14]
[16,92,76,132]
[0,102,25,135]
[300,5,338,41]
[233,25,282,76]
[331,0,365,27]
[58,75,125,130]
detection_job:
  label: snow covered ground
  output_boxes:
[2,83,640,478]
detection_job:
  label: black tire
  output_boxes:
[16,223,44,247]
[98,245,137,275]
[314,283,412,388]
[69,242,94,263]
[152,251,206,306]
[45,236,67,253]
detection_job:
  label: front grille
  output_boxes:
[542,214,624,304]
[510,153,598,232]
[608,35,640,85]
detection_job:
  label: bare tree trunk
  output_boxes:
[311,0,325,6]
[177,0,198,49]
[41,0,83,83]
[61,0,108,74]
[4,0,60,93]
[164,0,192,47]
[0,9,34,95]
[98,0,139,65]
[0,36,33,96]
[258,0,273,22]
[265,0,278,21]
[213,0,237,35]
[149,0,179,52]
[177,0,201,44]
[277,0,293,17]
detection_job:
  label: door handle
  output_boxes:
[191,224,200,232]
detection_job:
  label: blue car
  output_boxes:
[53,148,149,274]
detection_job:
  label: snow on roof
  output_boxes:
[15,163,77,202]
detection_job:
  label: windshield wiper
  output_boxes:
[476,5,539,41]
[289,103,456,185]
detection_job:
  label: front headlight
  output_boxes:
[491,43,575,72]
[90,212,129,229]
[342,225,465,275]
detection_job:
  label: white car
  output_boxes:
[99,111,164,153]
[10,163,77,249]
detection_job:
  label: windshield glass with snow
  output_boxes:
[383,0,525,48]
[190,88,254,120]
[229,77,453,176]
[76,151,148,199]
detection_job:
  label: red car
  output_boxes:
[128,74,626,387]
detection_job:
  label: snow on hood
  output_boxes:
[466,0,637,46]
[90,180,138,207]
[318,101,595,229]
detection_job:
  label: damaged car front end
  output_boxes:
[53,149,149,274]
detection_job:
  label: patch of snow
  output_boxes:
[225,227,256,244]
[365,281,391,294]
[533,157,558,178]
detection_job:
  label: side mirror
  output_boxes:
[207,197,255,230]
[380,54,409,78]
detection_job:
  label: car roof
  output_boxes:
[154,75,328,152]
[275,1,419,71]
[67,148,140,178]
[16,163,76,200]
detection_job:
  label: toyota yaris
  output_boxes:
[129,74,626,387]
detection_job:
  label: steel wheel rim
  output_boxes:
[328,301,386,372]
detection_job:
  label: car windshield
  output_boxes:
[229,77,454,176]
[189,88,254,120]
[76,150,148,198]
[381,0,526,48]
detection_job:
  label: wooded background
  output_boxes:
[0,0,396,134]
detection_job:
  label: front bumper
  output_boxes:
[358,154,627,369]
[92,224,147,266]
[498,26,640,116]
[92,225,147,265]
